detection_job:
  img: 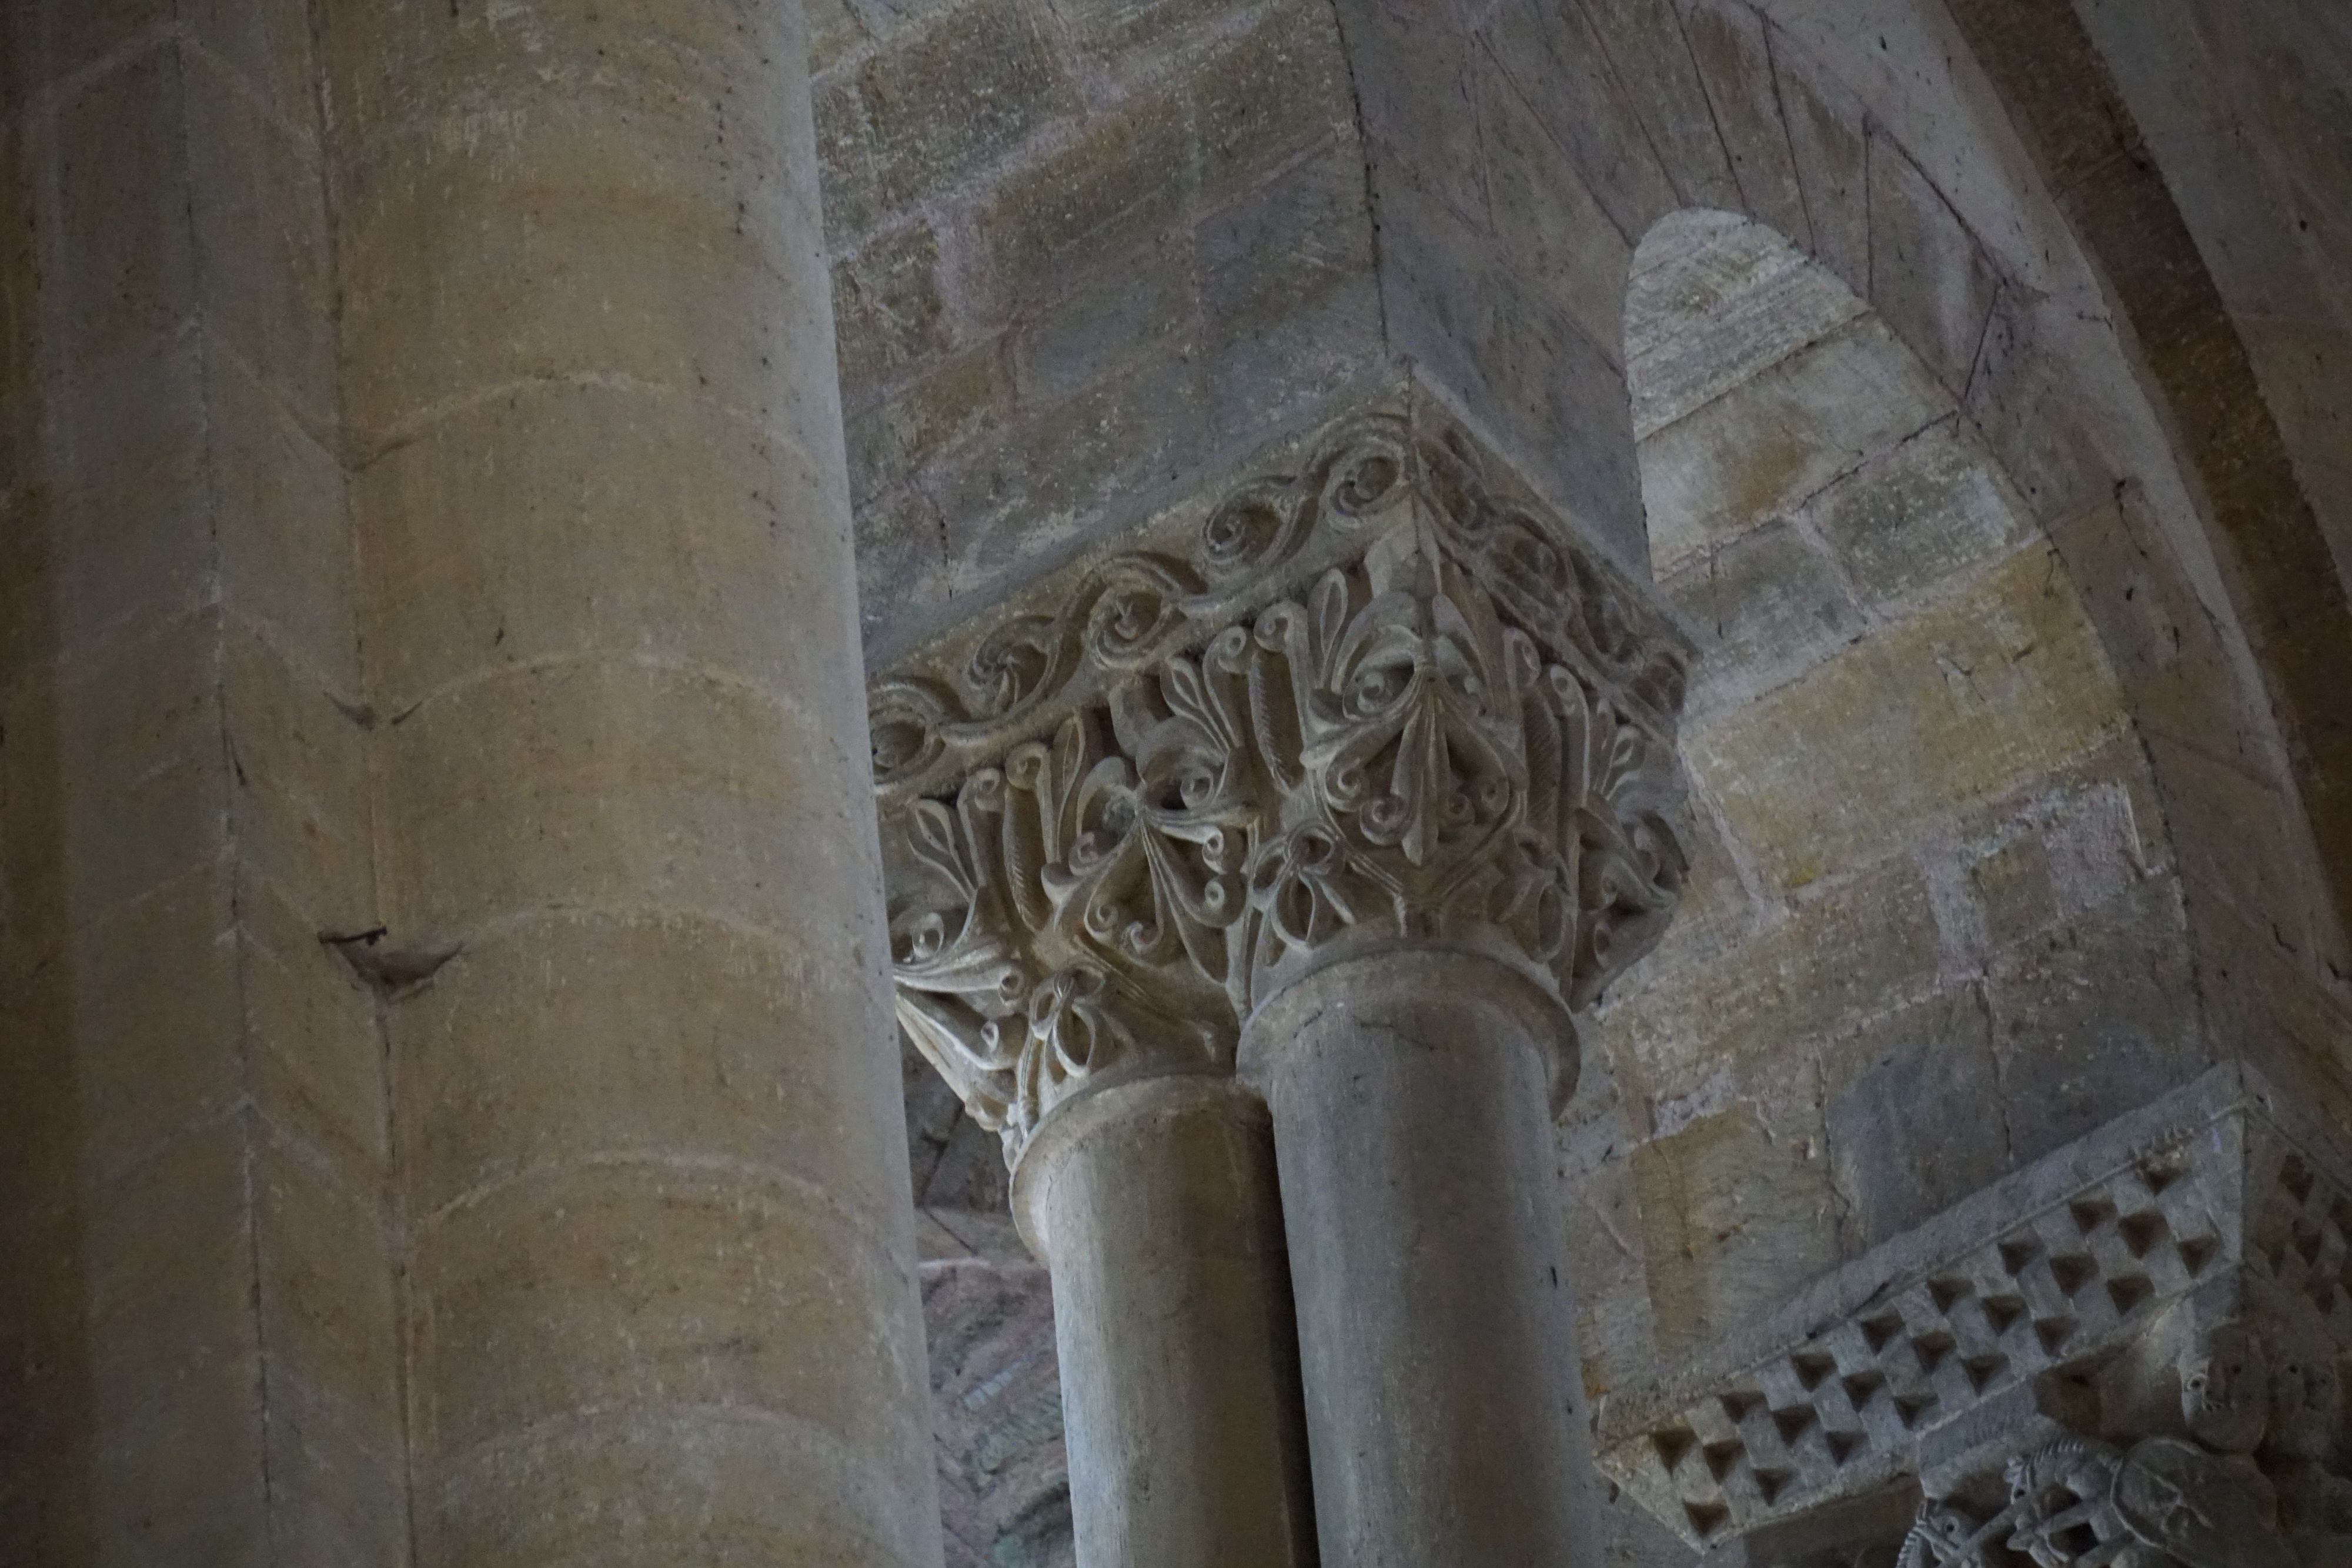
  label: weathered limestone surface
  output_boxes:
[1014,1078,1313,1568]
[1246,952,1596,1567]
[321,1,940,1562]
[0,4,394,1557]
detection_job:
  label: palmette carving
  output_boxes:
[873,414,1691,1164]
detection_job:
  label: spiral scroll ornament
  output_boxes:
[871,413,1694,1165]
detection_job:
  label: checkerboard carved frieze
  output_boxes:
[1599,1066,2352,1564]
[867,406,1693,1165]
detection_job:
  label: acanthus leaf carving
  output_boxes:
[874,411,1693,1165]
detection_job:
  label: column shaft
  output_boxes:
[1015,1078,1318,1568]
[323,2,939,1562]
[1245,951,1591,1568]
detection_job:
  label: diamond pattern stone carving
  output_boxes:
[1601,1067,2352,1549]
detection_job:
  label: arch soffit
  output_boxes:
[1329,0,2352,1052]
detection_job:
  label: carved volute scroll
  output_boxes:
[870,409,1693,1166]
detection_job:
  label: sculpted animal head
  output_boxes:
[2267,1338,2345,1462]
[2180,1320,2270,1453]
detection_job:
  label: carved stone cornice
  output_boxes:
[869,407,1693,1167]
[1598,1065,2352,1554]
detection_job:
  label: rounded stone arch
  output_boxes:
[1326,0,2351,1115]
[1576,204,2201,1374]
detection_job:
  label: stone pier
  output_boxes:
[324,2,943,1559]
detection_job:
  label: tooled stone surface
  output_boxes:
[1601,1065,2352,1553]
[870,409,1692,1166]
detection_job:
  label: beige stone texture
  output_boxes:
[1638,315,1949,571]
[395,911,910,1226]
[1603,853,1944,1101]
[1690,549,2129,891]
[1631,1102,1842,1355]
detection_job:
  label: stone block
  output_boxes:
[49,334,213,657]
[45,42,196,370]
[184,51,336,418]
[1051,0,1251,66]
[854,482,954,656]
[30,0,175,93]
[877,337,1015,486]
[338,92,826,443]
[423,1407,938,1568]
[91,1349,269,1566]
[1680,2,1810,249]
[85,1115,260,1439]
[261,1373,409,1568]
[2145,733,2311,949]
[376,660,880,944]
[933,342,1211,596]
[409,1164,923,1475]
[1800,416,2024,606]
[1957,745,2161,951]
[356,380,838,714]
[1638,313,1947,571]
[1603,796,1756,985]
[395,909,910,1231]
[223,626,369,921]
[981,95,1190,291]
[63,863,243,1186]
[1191,2,1352,192]
[2045,492,2263,764]
[1479,1,1678,245]
[1662,517,1863,714]
[1630,1103,1840,1355]
[240,873,387,1186]
[322,1,794,151]
[1960,289,2113,528]
[1015,246,1194,403]
[212,356,358,693]
[1340,2,1488,228]
[56,609,231,920]
[1573,0,1741,212]
[1820,988,2009,1247]
[843,0,1074,215]
[1770,33,1870,296]
[1689,549,2127,890]
[1198,149,1381,444]
[1602,856,1940,1102]
[1990,879,2207,1163]
[178,0,319,139]
[1627,210,1867,441]
[815,70,893,246]
[806,0,868,74]
[833,219,954,392]
[0,1201,87,1502]
[254,1132,401,1447]
[1867,136,2003,402]
[1479,60,1633,357]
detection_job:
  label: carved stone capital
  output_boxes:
[1598,1065,2352,1560]
[871,406,1692,1167]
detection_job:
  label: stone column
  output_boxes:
[1015,1076,1318,1568]
[323,2,941,1563]
[1243,950,1588,1566]
[871,402,1692,1568]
